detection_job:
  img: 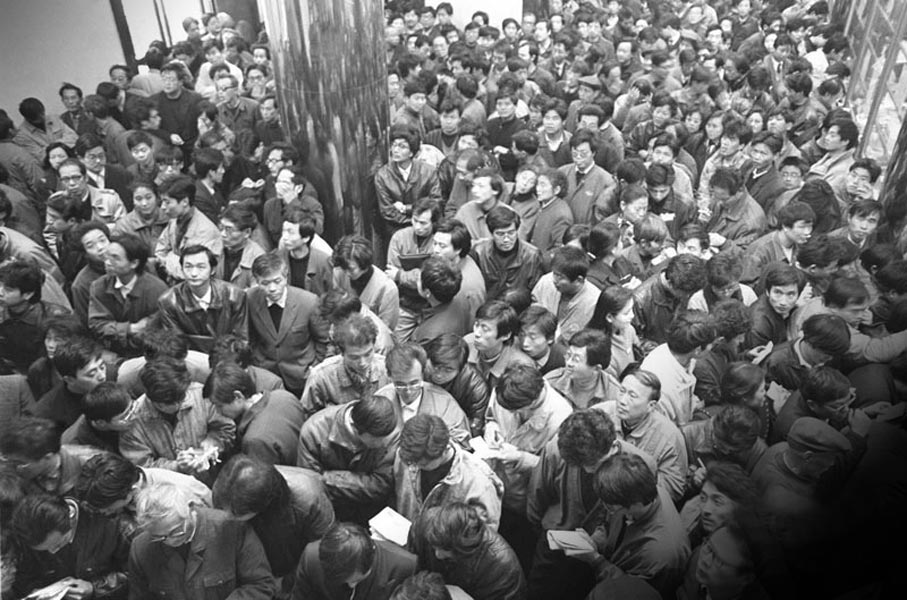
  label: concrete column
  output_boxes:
[257,0,388,243]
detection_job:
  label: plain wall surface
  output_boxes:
[0,0,124,119]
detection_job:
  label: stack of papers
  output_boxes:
[369,507,412,547]
[469,436,501,460]
[546,529,597,557]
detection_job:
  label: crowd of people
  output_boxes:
[1,0,906,599]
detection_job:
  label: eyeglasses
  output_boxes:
[393,381,423,391]
[148,521,189,543]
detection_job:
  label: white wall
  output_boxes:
[0,0,125,117]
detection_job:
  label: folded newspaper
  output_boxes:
[546,529,597,557]
[369,506,412,547]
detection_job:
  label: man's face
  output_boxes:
[104,242,136,279]
[280,221,307,251]
[553,269,583,297]
[206,48,225,65]
[534,22,550,43]
[210,140,234,167]
[845,167,874,198]
[432,37,449,58]
[406,91,427,114]
[571,142,594,171]
[578,115,601,131]
[65,357,107,394]
[392,361,424,406]
[145,510,195,547]
[809,388,856,425]
[522,15,537,36]
[496,97,516,120]
[410,209,433,238]
[617,374,653,424]
[132,185,158,219]
[577,85,595,104]
[161,71,181,95]
[0,283,31,309]
[698,482,737,534]
[779,166,803,191]
[470,176,495,204]
[252,48,269,65]
[81,146,107,175]
[709,185,734,207]
[45,208,72,235]
[432,231,459,262]
[822,125,848,152]
[616,42,633,64]
[110,68,130,91]
[81,229,110,263]
[651,105,672,129]
[830,300,871,328]
[847,210,880,243]
[267,150,287,178]
[216,78,239,105]
[719,136,741,157]
[696,528,751,590]
[256,269,288,304]
[748,143,774,170]
[491,222,518,253]
[676,238,707,258]
[649,185,671,203]
[160,195,190,220]
[420,11,435,29]
[439,110,460,135]
[543,110,564,135]
[182,252,213,292]
[552,42,569,63]
[650,145,674,167]
[621,197,648,224]
[706,29,724,50]
[564,345,595,381]
[473,319,505,354]
[215,397,245,420]
[219,218,248,249]
[61,89,82,112]
[390,138,414,164]
[514,170,537,195]
[131,142,154,167]
[520,325,550,360]
[343,343,375,376]
[59,164,88,197]
[259,98,278,123]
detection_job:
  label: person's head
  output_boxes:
[43,141,76,173]
[747,131,781,170]
[280,205,317,252]
[709,168,743,205]
[844,200,882,244]
[473,300,520,354]
[11,494,78,554]
[800,313,852,365]
[385,343,428,405]
[699,462,758,534]
[432,218,471,261]
[594,453,658,516]
[519,305,557,360]
[711,299,752,351]
[696,524,758,595]
[218,203,256,251]
[845,158,882,198]
[73,452,141,516]
[616,368,661,425]
[193,147,225,187]
[389,123,420,164]
[140,357,192,414]
[823,276,871,328]
[141,329,189,361]
[720,362,766,412]
[390,571,451,600]
[421,502,487,562]
[53,336,107,395]
[536,168,567,202]
[72,220,111,263]
[58,158,90,197]
[666,310,717,359]
[349,395,398,447]
[58,82,84,113]
[665,254,708,295]
[557,409,618,471]
[777,201,815,247]
[318,522,377,586]
[565,328,612,381]
[179,245,216,291]
[135,482,198,547]
[551,246,589,297]
[399,413,452,469]
[706,252,745,301]
[81,382,135,433]
[208,333,255,370]
[718,118,751,157]
[469,168,504,208]
[761,264,802,319]
[712,405,762,463]
[419,255,461,305]
[332,314,378,375]
[159,175,196,220]
[207,361,256,420]
[0,417,62,492]
[0,259,43,309]
[799,365,854,427]
[41,315,85,360]
[618,185,649,225]
[784,416,852,480]
[495,363,545,419]
[425,334,469,387]
[334,235,374,280]
[777,156,807,192]
[822,117,859,152]
[126,131,154,167]
[211,454,289,523]
[633,214,670,258]
[674,223,710,258]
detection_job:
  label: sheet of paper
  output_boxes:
[368,506,412,547]
[469,436,500,460]
[766,381,792,414]
[546,529,596,556]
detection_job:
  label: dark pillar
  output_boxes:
[257,0,388,244]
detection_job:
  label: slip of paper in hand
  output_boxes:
[470,436,503,460]
[546,529,597,557]
[369,507,412,547]
[25,579,73,600]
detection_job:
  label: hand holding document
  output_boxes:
[369,507,412,547]
[546,529,597,557]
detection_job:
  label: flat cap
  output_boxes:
[787,417,851,454]
[578,75,601,90]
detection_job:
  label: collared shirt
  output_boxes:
[114,274,138,298]
[193,286,213,310]
[400,394,423,421]
[267,288,288,309]
[87,168,106,189]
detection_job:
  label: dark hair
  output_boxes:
[0,468,31,529]
[475,300,520,341]
[588,286,634,333]
[43,141,76,169]
[556,409,616,467]
[208,360,256,405]
[160,175,196,205]
[52,336,102,379]
[711,299,752,340]
[849,158,882,183]
[179,244,217,269]
[139,356,191,406]
[434,219,472,257]
[801,314,851,355]
[126,130,154,151]
[420,255,461,303]
[823,276,869,309]
[568,329,611,369]
[212,454,289,517]
[777,201,816,228]
[74,452,141,510]
[551,245,589,281]
[399,414,450,465]
[709,167,743,196]
[385,343,427,380]
[0,417,61,460]
[107,231,149,275]
[621,368,662,403]
[319,523,376,581]
[520,305,557,340]
[59,82,83,99]
[12,494,73,548]
[846,199,882,220]
[421,502,486,558]
[707,252,744,289]
[495,364,544,410]
[666,310,717,354]
[82,382,131,422]
[221,203,257,233]
[140,329,188,360]
[799,365,851,406]
[425,334,469,371]
[350,395,398,437]
[713,405,761,456]
[193,147,224,179]
[0,259,43,303]
[485,205,520,234]
[390,571,452,600]
[72,220,111,253]
[334,314,378,351]
[876,260,907,294]
[594,453,657,507]
[763,264,803,293]
[703,462,758,508]
[665,254,707,293]
[334,235,374,271]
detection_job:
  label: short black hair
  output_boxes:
[350,395,397,437]
[140,356,191,406]
[556,409,616,467]
[495,364,544,410]
[399,413,449,464]
[593,453,657,507]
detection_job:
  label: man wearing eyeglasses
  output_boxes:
[374,342,470,448]
[58,158,125,226]
[129,482,276,600]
